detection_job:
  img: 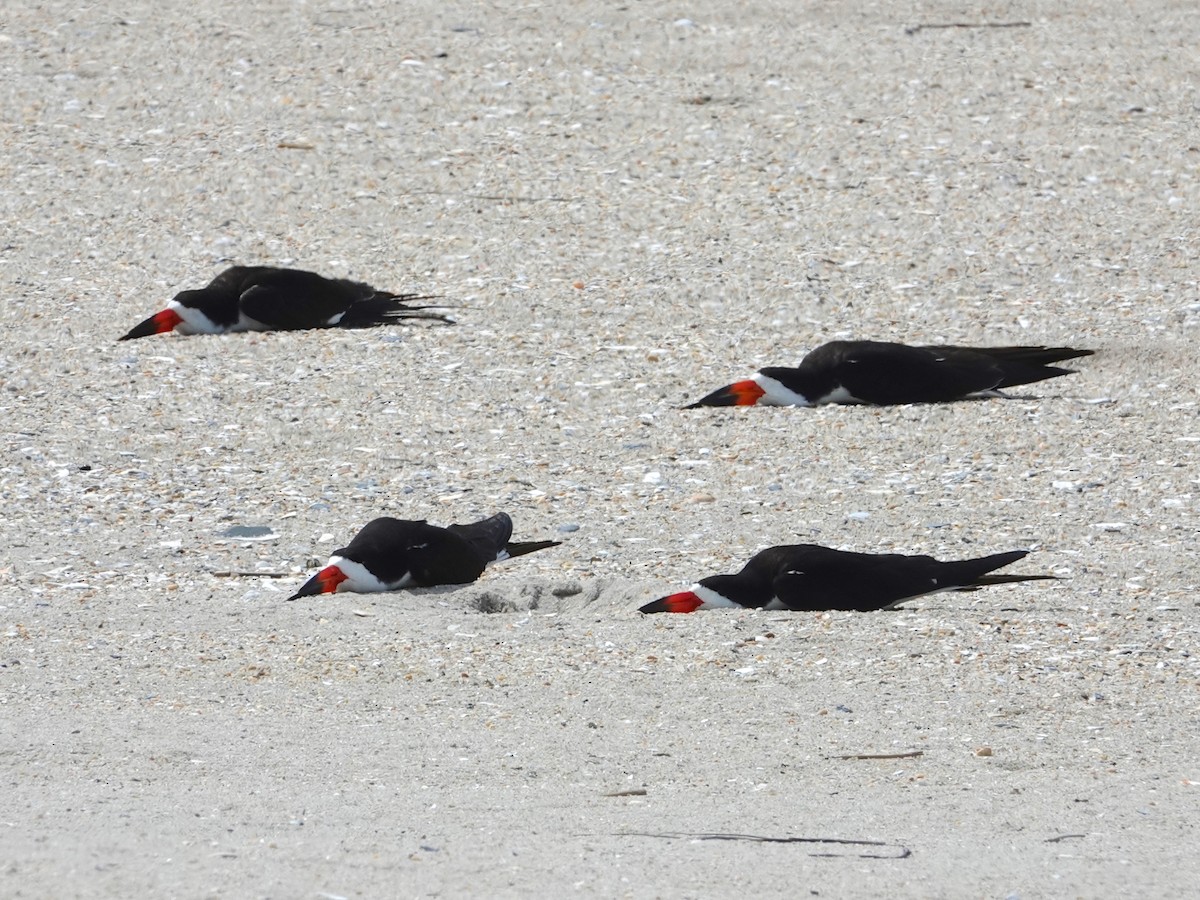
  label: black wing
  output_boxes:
[236,268,360,329]
[342,517,489,587]
[335,285,453,327]
[445,513,515,562]
[806,341,1005,404]
[764,545,1031,612]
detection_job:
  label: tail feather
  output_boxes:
[941,549,1058,591]
[340,293,455,327]
[444,515,560,564]
[447,513,515,558]
[969,573,1059,587]
[994,364,1079,389]
[944,549,1028,584]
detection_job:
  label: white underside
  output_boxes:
[327,554,415,593]
[233,312,272,332]
[813,384,861,405]
[752,373,861,407]
[692,583,789,610]
[875,583,968,610]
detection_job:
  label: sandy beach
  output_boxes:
[3,1,1198,896]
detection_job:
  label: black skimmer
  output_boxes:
[286,513,559,600]
[119,265,451,340]
[684,341,1093,407]
[639,545,1055,613]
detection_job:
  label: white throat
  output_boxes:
[751,373,815,407]
[691,583,743,609]
[752,373,863,406]
[169,299,224,335]
[812,384,862,405]
[327,554,415,593]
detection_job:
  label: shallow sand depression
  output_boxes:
[2,2,1198,896]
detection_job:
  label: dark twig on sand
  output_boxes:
[906,21,1031,35]
[211,571,291,578]
[616,832,912,859]
[829,750,925,760]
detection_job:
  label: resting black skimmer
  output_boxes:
[639,545,1054,613]
[119,266,451,340]
[287,513,559,600]
[684,341,1093,407]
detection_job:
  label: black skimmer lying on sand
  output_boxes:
[119,265,451,340]
[639,545,1055,613]
[287,513,559,600]
[684,341,1093,407]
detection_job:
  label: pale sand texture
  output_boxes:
[2,1,1199,897]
